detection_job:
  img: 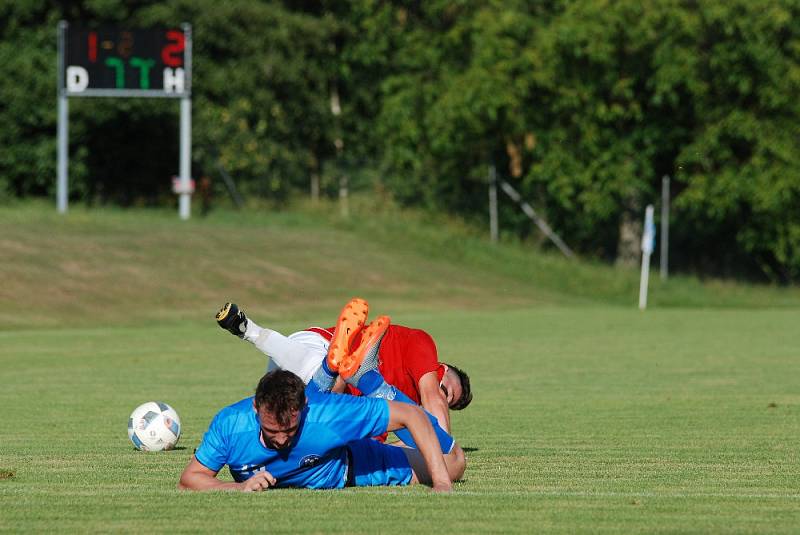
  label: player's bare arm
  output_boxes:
[178,456,275,491]
[385,401,454,492]
[417,371,451,433]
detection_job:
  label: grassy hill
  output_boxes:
[1,198,797,331]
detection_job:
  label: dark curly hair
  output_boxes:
[254,370,306,426]
[445,363,472,410]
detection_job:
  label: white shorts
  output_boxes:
[264,329,330,383]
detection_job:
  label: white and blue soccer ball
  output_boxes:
[128,401,182,451]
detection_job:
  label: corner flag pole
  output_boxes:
[639,204,655,310]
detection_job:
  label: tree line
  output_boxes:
[2,0,800,282]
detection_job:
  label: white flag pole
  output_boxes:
[639,204,655,310]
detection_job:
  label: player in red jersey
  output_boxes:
[310,324,470,434]
[216,300,472,435]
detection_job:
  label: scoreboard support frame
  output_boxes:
[56,21,193,219]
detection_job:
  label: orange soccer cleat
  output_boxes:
[325,297,370,373]
[338,315,391,381]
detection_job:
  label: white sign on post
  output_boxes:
[639,204,656,310]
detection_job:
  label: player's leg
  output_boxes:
[313,297,370,392]
[215,302,328,386]
[346,439,413,488]
[401,442,466,485]
[346,439,465,488]
[216,297,369,379]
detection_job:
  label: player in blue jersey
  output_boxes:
[178,370,465,492]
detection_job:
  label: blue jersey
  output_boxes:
[195,392,390,489]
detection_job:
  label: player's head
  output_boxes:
[254,370,306,449]
[441,363,472,410]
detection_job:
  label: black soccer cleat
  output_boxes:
[216,302,248,338]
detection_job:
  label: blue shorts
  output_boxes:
[347,439,413,487]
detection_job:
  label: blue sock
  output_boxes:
[356,370,454,454]
[355,369,392,397]
[310,359,337,393]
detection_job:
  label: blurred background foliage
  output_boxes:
[2,0,800,282]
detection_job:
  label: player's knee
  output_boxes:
[445,443,466,481]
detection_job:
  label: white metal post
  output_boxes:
[178,23,192,220]
[57,96,69,213]
[178,96,192,220]
[57,21,68,214]
[639,204,655,310]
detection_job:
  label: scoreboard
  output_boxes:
[56,22,194,219]
[59,23,190,97]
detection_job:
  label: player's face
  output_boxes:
[440,369,463,409]
[257,408,301,450]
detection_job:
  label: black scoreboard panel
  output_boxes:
[63,26,187,95]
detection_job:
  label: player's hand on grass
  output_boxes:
[241,471,276,492]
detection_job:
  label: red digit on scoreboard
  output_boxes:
[88,31,97,62]
[161,30,184,67]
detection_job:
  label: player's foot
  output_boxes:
[339,315,390,381]
[326,297,370,373]
[216,302,248,338]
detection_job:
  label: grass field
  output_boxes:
[2,202,799,533]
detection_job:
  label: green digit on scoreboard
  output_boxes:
[130,57,155,89]
[104,57,125,88]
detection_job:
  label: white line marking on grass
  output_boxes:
[347,489,800,500]
[454,490,800,500]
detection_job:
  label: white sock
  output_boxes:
[243,319,264,343]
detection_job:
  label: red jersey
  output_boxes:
[308,324,446,403]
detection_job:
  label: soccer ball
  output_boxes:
[128,401,182,451]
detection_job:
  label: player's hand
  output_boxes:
[241,471,276,492]
[431,480,452,493]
